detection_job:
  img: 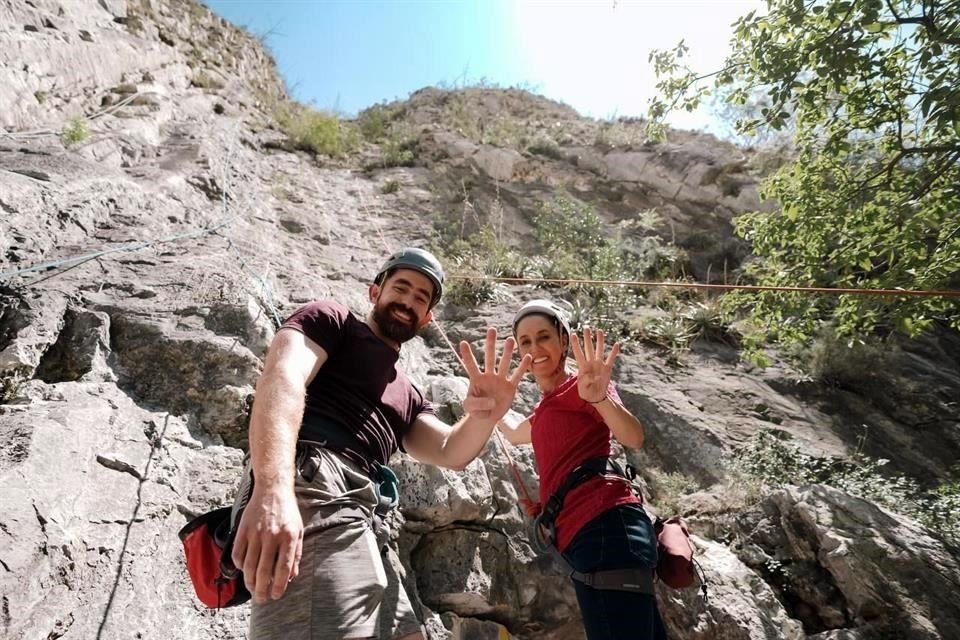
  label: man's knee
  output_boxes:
[394,633,424,640]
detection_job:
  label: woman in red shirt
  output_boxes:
[499,299,668,640]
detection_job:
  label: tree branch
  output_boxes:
[886,0,960,46]
[900,144,960,155]
[652,62,748,123]
[907,149,960,201]
[856,149,907,192]
[885,0,903,22]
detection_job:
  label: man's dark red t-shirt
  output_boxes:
[280,300,434,474]
[529,374,641,552]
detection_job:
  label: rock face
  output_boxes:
[736,485,960,640]
[2,2,959,639]
[659,536,806,640]
[1,382,249,640]
[0,0,283,134]
[404,86,764,282]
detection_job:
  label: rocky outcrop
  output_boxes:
[0,289,68,400]
[658,485,960,640]
[393,87,766,281]
[2,1,959,639]
[0,380,249,640]
[0,0,284,133]
[659,536,806,640]
[736,485,960,640]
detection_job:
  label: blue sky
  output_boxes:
[205,0,764,132]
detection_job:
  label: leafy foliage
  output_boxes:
[378,135,417,168]
[684,299,736,344]
[435,191,692,340]
[281,105,359,157]
[630,315,699,363]
[649,469,700,517]
[803,327,888,388]
[527,135,564,160]
[627,297,737,364]
[438,227,528,308]
[430,183,529,310]
[650,0,960,345]
[357,102,406,142]
[60,117,89,147]
[529,194,646,335]
[730,431,960,544]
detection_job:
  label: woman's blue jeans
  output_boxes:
[562,504,669,640]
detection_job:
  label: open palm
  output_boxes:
[570,328,620,403]
[459,327,532,423]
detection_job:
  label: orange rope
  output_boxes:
[493,428,540,517]
[435,269,960,518]
[446,274,960,299]
[365,229,535,516]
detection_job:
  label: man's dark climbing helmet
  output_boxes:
[374,247,445,308]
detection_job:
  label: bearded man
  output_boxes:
[231,248,530,640]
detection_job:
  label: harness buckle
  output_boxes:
[543,495,563,520]
[529,513,555,553]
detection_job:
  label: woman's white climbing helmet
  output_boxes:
[512,299,572,347]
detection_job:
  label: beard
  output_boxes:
[372,300,420,343]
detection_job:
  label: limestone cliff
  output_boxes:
[2,1,958,639]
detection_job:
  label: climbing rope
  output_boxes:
[0,91,162,141]
[353,198,539,513]
[445,274,960,299]
[9,244,959,300]
[0,217,240,282]
[426,313,539,514]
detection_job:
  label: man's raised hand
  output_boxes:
[458,327,532,422]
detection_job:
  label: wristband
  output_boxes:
[587,395,608,405]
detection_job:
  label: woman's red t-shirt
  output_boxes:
[529,375,641,552]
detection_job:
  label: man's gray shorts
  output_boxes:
[246,445,422,639]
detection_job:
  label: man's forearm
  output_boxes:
[248,370,306,489]
[437,414,498,470]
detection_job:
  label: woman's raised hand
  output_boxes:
[570,328,620,404]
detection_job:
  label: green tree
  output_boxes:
[649,0,960,345]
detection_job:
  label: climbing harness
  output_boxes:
[526,456,658,594]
